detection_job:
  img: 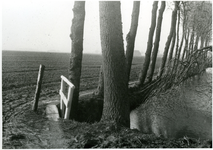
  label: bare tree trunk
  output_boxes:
[95,1,140,97]
[99,1,130,127]
[126,1,140,81]
[147,1,166,82]
[177,15,185,63]
[204,36,209,47]
[180,1,187,61]
[166,31,176,74]
[93,65,104,97]
[200,35,205,49]
[158,1,179,77]
[69,1,85,120]
[185,32,191,60]
[194,34,199,50]
[181,29,190,61]
[172,8,180,74]
[138,1,158,85]
[188,28,194,55]
[177,33,184,61]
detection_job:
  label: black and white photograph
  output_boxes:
[2,0,212,148]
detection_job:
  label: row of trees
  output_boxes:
[68,1,212,127]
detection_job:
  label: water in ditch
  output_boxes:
[130,68,212,140]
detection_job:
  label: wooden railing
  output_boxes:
[59,75,75,119]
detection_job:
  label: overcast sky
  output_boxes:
[2,0,173,55]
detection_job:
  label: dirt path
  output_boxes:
[39,120,69,148]
[2,83,98,148]
[2,80,138,148]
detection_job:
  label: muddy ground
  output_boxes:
[2,81,212,148]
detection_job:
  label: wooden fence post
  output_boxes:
[32,64,45,112]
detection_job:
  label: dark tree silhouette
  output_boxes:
[147,1,166,82]
[176,2,186,62]
[69,1,85,120]
[138,1,158,85]
[126,1,140,81]
[95,1,140,97]
[99,1,130,127]
[158,1,179,77]
[173,7,181,74]
[181,29,190,61]
[180,1,189,61]
[166,30,176,74]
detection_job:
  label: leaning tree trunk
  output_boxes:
[138,1,158,85]
[99,1,130,127]
[69,1,85,120]
[172,8,180,74]
[177,32,185,61]
[158,1,179,78]
[147,1,166,82]
[185,31,191,60]
[188,28,194,56]
[177,10,185,61]
[181,29,190,61]
[180,2,188,61]
[126,1,140,81]
[166,31,176,74]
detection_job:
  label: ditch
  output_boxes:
[130,68,212,140]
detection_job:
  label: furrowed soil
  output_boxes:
[2,51,145,123]
[2,51,211,148]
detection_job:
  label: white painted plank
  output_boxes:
[61,75,75,89]
[60,75,75,120]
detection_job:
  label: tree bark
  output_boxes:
[95,1,140,98]
[177,33,184,61]
[177,9,185,61]
[138,1,158,85]
[158,1,179,78]
[94,65,104,98]
[69,1,85,120]
[194,34,199,50]
[181,29,190,61]
[172,8,181,74]
[147,1,166,82]
[180,2,188,61]
[126,1,140,81]
[166,31,176,74]
[99,1,130,127]
[200,35,205,49]
[188,28,194,55]
[204,36,209,47]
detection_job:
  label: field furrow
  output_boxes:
[2,51,162,124]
